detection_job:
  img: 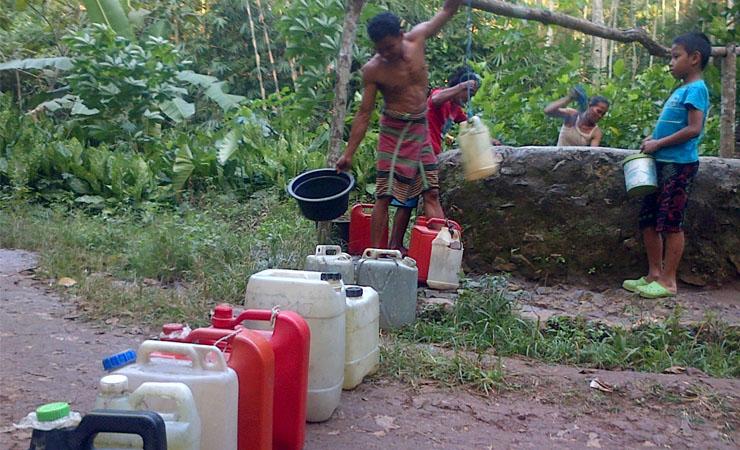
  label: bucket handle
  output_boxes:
[362,248,402,260]
[315,245,343,256]
[137,340,228,372]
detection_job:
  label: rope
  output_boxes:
[463,0,475,119]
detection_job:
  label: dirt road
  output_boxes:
[1,249,737,449]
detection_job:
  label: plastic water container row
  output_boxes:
[339,208,465,287]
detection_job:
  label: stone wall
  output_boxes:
[438,147,740,288]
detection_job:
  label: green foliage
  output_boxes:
[398,276,739,378]
[0,191,315,324]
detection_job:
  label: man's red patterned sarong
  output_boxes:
[375,112,439,203]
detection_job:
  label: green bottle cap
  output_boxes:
[36,402,70,422]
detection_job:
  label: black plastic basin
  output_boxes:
[287,169,355,221]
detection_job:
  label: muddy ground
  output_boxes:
[1,249,738,449]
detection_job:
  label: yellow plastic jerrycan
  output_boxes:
[457,115,501,181]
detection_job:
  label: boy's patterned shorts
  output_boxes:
[639,161,699,233]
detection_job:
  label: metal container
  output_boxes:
[355,249,417,330]
[622,153,658,197]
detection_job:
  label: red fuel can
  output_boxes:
[163,305,310,450]
[348,203,388,255]
[407,217,462,283]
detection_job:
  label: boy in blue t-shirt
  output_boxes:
[622,32,711,299]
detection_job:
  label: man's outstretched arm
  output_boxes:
[406,0,465,42]
[336,73,378,172]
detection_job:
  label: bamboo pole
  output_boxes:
[719,44,736,158]
[244,0,266,101]
[255,0,280,96]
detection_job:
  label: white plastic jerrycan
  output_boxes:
[245,269,346,422]
[457,115,501,181]
[427,225,464,290]
[343,286,379,390]
[305,245,355,284]
[94,377,201,450]
[113,341,238,450]
[355,249,417,330]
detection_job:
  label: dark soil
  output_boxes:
[1,249,738,449]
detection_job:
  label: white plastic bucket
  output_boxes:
[622,153,658,197]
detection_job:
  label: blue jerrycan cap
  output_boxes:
[102,349,137,371]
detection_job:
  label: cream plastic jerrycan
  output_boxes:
[113,341,238,450]
[94,377,201,450]
[245,269,346,422]
[426,225,464,290]
[458,115,501,181]
[305,245,355,284]
[355,249,417,330]
[343,286,379,390]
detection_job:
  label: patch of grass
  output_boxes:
[379,340,505,394]
[397,276,740,379]
[0,189,316,326]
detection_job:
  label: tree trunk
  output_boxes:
[318,0,366,246]
[607,0,620,78]
[244,0,266,101]
[545,0,555,46]
[590,0,607,84]
[255,0,280,96]
[327,0,365,166]
[719,44,736,158]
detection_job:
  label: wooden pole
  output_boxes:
[719,44,736,158]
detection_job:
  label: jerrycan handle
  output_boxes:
[129,382,200,424]
[427,218,461,231]
[352,203,375,215]
[74,410,167,450]
[137,340,228,372]
[315,245,343,256]
[362,248,402,260]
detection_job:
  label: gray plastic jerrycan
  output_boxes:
[355,249,417,330]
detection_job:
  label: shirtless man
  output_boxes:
[335,0,465,248]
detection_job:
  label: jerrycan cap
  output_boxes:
[320,272,342,282]
[102,349,136,371]
[346,286,363,298]
[212,304,235,328]
[100,374,129,394]
[403,256,417,268]
[36,402,70,422]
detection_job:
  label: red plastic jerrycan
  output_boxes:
[165,305,310,450]
[408,217,462,283]
[161,321,275,450]
[349,203,388,255]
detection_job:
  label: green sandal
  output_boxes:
[622,277,649,293]
[636,281,676,299]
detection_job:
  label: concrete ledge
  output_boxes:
[438,146,740,287]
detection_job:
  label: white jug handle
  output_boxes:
[315,245,343,256]
[130,382,200,423]
[362,248,402,260]
[137,340,228,372]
